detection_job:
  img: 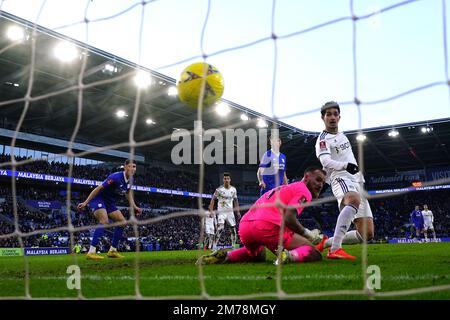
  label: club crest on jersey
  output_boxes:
[319,140,327,151]
[107,179,113,185]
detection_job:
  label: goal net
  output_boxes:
[0,0,449,300]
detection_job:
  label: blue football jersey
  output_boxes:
[94,171,131,203]
[410,210,424,224]
[259,150,286,191]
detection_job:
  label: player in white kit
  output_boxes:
[421,204,436,241]
[209,172,241,249]
[314,101,374,260]
[204,211,216,249]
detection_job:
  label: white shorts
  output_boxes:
[424,223,434,230]
[217,211,236,227]
[205,223,215,235]
[331,177,373,221]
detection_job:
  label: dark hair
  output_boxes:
[320,101,340,116]
[223,172,231,177]
[304,165,326,176]
[125,159,136,166]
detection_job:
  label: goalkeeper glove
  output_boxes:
[346,163,359,175]
[303,228,323,245]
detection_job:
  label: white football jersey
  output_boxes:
[214,185,237,212]
[422,210,434,224]
[205,212,215,228]
[315,131,364,183]
[205,217,215,229]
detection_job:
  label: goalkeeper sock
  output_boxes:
[289,245,314,262]
[112,226,124,249]
[324,230,363,248]
[91,225,105,246]
[330,205,357,252]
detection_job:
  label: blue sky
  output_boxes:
[2,0,449,132]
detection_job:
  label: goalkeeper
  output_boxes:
[197,166,327,265]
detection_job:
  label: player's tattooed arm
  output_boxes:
[283,209,309,240]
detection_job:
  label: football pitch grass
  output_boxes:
[1,243,450,300]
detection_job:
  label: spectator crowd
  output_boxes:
[1,155,450,252]
[0,154,215,194]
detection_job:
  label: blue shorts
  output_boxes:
[89,198,118,214]
[414,222,424,229]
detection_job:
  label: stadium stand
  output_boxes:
[0,154,216,194]
[1,157,449,252]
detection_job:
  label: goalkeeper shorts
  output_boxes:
[238,220,294,255]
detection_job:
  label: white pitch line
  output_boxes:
[1,274,449,282]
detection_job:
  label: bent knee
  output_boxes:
[98,218,109,225]
[361,227,374,241]
[366,231,374,241]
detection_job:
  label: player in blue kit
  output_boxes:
[410,205,424,239]
[77,159,142,260]
[257,135,288,196]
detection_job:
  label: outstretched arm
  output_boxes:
[126,191,142,216]
[283,209,315,242]
[77,185,104,210]
[284,209,307,236]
